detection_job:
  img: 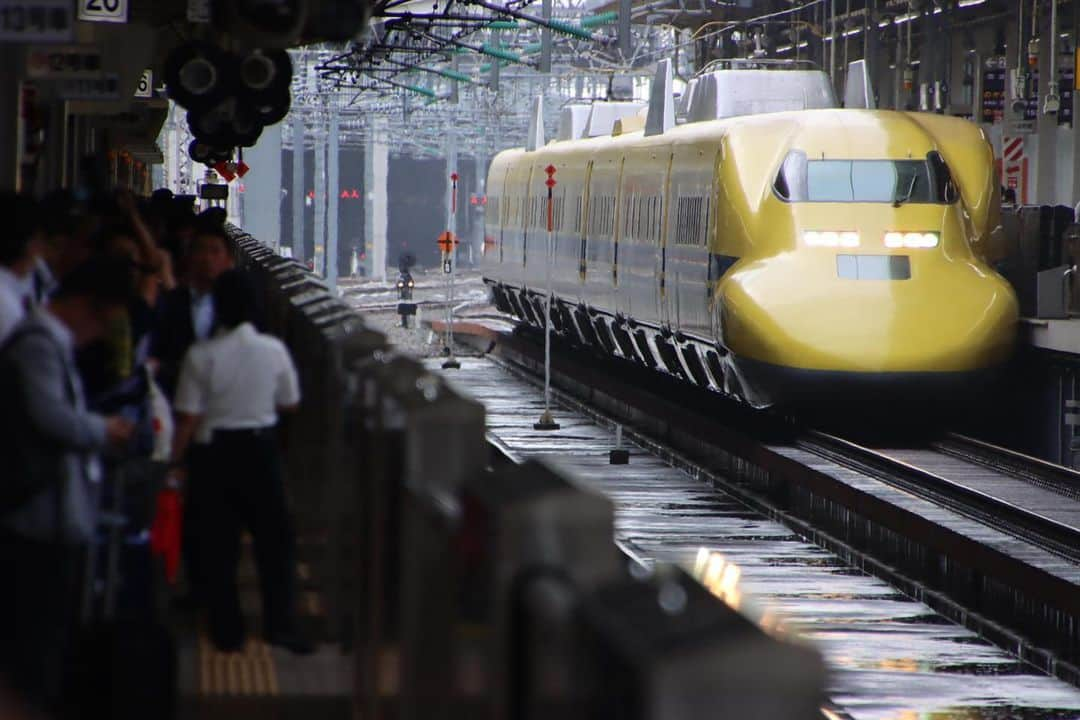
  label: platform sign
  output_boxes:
[133,68,153,98]
[0,0,73,43]
[981,58,1006,124]
[1059,57,1075,127]
[1023,70,1040,122]
[1007,118,1035,135]
[187,0,211,23]
[58,72,120,100]
[26,44,102,79]
[77,0,128,24]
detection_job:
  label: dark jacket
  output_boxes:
[150,285,197,400]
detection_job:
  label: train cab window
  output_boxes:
[774,150,956,204]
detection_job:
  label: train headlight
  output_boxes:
[884,231,939,248]
[803,230,860,248]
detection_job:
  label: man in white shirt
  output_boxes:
[0,194,42,344]
[169,269,310,654]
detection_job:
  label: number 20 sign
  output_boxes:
[78,0,127,24]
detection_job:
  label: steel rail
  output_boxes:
[798,430,1080,563]
[936,432,1080,501]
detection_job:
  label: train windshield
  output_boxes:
[774,150,957,204]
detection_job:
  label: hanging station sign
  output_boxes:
[0,0,73,43]
[77,0,128,24]
[980,57,1006,124]
[25,44,102,79]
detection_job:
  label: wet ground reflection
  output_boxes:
[436,357,1080,720]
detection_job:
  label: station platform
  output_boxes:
[1023,317,1080,355]
[175,545,353,720]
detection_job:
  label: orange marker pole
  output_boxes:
[535,164,560,430]
[443,170,462,369]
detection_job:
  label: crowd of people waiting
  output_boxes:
[0,188,311,719]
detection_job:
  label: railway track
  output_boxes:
[434,351,1080,717]
[445,324,1080,688]
[797,431,1080,564]
[936,433,1080,501]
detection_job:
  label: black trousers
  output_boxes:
[199,429,299,646]
[0,531,82,715]
[182,444,211,603]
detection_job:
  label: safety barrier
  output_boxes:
[227,226,826,719]
[1001,204,1077,317]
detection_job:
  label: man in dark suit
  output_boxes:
[0,257,135,717]
[150,214,235,400]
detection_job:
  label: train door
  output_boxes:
[522,163,537,276]
[579,160,593,292]
[613,156,625,293]
[583,155,619,312]
[706,148,725,341]
[657,152,675,329]
[499,165,511,263]
[669,148,717,339]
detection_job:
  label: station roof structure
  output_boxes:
[279,0,1033,159]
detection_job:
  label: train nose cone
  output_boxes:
[720,252,1019,374]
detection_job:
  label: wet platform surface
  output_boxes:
[435,356,1080,720]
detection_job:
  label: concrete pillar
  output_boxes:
[365,121,388,281]
[291,111,306,261]
[1036,2,1056,205]
[0,48,22,191]
[327,110,340,291]
[893,29,903,110]
[44,101,68,191]
[243,121,283,249]
[313,121,327,275]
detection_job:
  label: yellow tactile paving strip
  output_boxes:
[198,630,280,697]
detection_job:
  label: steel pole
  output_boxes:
[328,109,340,290]
[442,131,460,369]
[535,169,559,430]
[291,111,305,261]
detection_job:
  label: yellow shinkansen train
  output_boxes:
[481,65,1019,408]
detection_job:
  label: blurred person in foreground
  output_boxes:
[0,257,136,717]
[168,269,311,654]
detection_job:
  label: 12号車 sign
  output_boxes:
[0,0,73,43]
